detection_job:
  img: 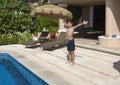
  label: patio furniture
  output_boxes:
[24,31,49,48]
[40,32,66,49]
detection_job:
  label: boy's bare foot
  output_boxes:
[71,62,75,66]
[65,61,71,64]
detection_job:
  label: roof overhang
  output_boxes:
[50,0,105,5]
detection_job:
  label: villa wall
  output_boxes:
[106,0,120,36]
[82,6,90,25]
[58,4,68,32]
[51,0,120,35]
[50,0,105,5]
[98,0,120,49]
[50,0,120,49]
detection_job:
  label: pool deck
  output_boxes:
[0,38,120,85]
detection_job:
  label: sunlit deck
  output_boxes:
[0,39,120,85]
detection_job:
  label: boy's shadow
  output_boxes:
[113,60,120,73]
[66,54,69,61]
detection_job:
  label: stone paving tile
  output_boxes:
[43,48,119,84]
[0,44,120,85]
[75,38,120,52]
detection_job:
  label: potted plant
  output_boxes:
[48,26,58,39]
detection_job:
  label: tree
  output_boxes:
[0,0,34,34]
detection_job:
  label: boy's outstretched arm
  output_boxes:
[72,20,88,29]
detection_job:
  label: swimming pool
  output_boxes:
[0,53,48,85]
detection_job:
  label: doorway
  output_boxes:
[93,5,105,32]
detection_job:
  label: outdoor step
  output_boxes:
[24,47,120,80]
[76,47,120,63]
[14,54,73,85]
[42,52,113,85]
[16,50,92,85]
[43,48,120,79]
[61,47,120,79]
[3,45,120,85]
[51,46,120,64]
[33,52,96,85]
[14,50,73,85]
[28,49,116,85]
[75,43,120,56]
[61,47,120,63]
[75,47,120,79]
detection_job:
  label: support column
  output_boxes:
[89,6,94,28]
[58,19,66,32]
[58,4,68,32]
[106,0,120,36]
[82,6,90,25]
[98,0,120,49]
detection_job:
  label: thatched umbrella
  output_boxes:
[31,4,73,19]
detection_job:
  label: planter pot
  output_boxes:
[50,32,56,39]
[98,36,120,48]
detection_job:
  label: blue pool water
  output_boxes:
[0,53,48,85]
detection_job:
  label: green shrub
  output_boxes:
[0,0,34,34]
[17,31,32,44]
[0,32,32,45]
[0,33,18,45]
[0,0,59,45]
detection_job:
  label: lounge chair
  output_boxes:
[40,32,66,49]
[24,31,49,47]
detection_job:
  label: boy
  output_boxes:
[64,19,88,65]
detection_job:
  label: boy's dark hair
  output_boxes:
[65,19,73,24]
